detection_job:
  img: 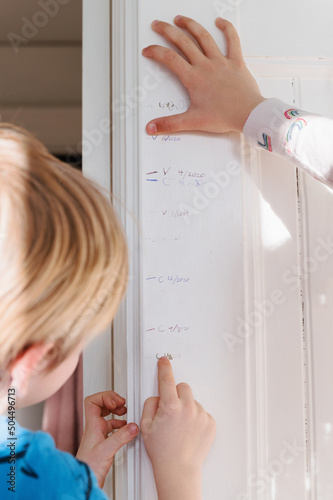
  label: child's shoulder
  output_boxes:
[0,416,107,499]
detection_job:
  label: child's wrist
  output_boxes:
[153,463,202,500]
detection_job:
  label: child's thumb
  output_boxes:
[108,423,139,453]
[146,111,191,135]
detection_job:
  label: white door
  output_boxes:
[84,1,333,498]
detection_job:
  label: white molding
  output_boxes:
[245,57,333,80]
[82,0,113,497]
[112,1,142,499]
[243,143,264,499]
[242,69,322,498]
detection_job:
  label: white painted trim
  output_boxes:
[111,0,142,498]
[82,0,113,497]
[245,58,333,79]
[243,143,262,498]
[242,70,322,498]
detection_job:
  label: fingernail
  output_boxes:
[147,123,157,134]
[128,423,138,435]
[152,20,159,26]
[174,15,183,22]
[111,399,117,407]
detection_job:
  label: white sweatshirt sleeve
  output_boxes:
[243,98,333,189]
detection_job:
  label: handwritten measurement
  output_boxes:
[161,209,190,218]
[146,167,206,179]
[155,352,181,360]
[165,177,205,187]
[146,275,190,285]
[146,167,206,188]
[146,324,190,334]
[158,98,190,112]
[146,135,181,142]
[144,235,181,242]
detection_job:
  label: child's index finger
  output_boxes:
[157,357,179,403]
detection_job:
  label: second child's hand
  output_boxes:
[76,391,139,488]
[142,16,265,135]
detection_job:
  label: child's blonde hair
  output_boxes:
[0,123,128,384]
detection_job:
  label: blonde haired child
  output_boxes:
[0,123,215,499]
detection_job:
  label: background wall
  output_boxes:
[0,0,82,157]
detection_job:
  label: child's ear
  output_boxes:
[9,342,56,397]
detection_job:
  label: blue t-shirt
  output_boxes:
[0,416,108,499]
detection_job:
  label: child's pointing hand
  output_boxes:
[142,16,265,135]
[141,357,216,500]
[76,390,139,488]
